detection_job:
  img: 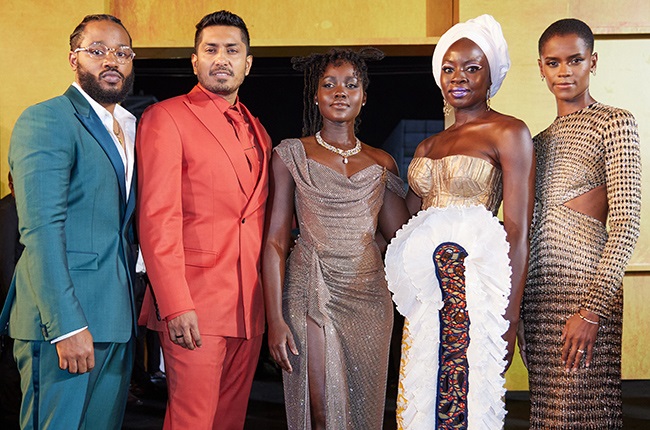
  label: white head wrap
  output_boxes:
[432,14,511,96]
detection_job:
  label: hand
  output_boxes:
[516,319,528,369]
[561,310,599,372]
[267,319,298,373]
[55,329,95,374]
[167,310,202,350]
[502,319,518,371]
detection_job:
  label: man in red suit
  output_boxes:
[136,10,271,429]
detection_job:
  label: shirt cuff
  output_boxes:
[50,326,88,344]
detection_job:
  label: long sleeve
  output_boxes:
[136,103,194,320]
[583,109,641,318]
[9,102,88,339]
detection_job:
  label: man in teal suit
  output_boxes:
[0,14,137,429]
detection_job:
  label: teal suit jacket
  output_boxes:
[0,86,137,343]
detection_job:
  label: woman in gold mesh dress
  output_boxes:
[522,19,641,429]
[385,15,534,429]
[262,48,410,429]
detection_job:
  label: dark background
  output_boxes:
[128,55,443,148]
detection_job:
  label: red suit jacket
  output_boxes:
[136,85,270,339]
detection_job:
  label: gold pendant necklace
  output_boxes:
[315,131,361,164]
[113,117,125,148]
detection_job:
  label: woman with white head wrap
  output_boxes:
[432,14,511,99]
[385,14,534,429]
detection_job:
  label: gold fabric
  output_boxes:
[523,103,641,429]
[408,154,503,213]
[275,138,406,429]
[396,154,507,428]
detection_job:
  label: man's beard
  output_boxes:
[199,66,244,97]
[78,65,134,105]
[201,78,238,98]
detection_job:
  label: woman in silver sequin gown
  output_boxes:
[522,19,641,429]
[262,49,410,429]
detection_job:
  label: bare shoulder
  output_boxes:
[489,112,532,148]
[362,144,400,175]
[486,113,534,165]
[412,134,439,158]
[491,112,530,135]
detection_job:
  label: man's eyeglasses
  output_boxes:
[74,42,135,64]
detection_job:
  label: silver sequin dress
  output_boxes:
[523,103,641,429]
[275,138,406,429]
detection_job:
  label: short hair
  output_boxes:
[69,14,132,50]
[292,47,385,136]
[538,18,594,55]
[194,10,250,54]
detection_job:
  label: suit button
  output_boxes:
[242,218,246,224]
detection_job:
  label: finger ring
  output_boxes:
[577,349,585,353]
[175,334,184,339]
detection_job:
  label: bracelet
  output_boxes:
[578,310,599,325]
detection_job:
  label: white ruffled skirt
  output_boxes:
[385,205,511,429]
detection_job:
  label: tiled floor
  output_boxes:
[123,374,650,429]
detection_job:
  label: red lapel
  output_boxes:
[239,102,271,217]
[184,86,255,197]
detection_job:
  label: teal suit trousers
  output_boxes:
[14,338,134,430]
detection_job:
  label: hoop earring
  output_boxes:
[486,88,492,111]
[443,99,452,116]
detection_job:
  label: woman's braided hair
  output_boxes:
[292,47,384,137]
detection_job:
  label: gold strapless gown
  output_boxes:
[386,154,511,429]
[408,155,502,214]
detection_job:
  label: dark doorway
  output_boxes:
[129,54,443,148]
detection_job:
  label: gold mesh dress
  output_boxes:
[386,155,512,429]
[523,103,641,429]
[275,138,406,429]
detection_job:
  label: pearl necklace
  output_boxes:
[315,131,362,164]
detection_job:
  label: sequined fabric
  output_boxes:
[388,155,510,429]
[275,138,406,429]
[523,103,641,429]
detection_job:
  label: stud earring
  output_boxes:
[541,75,545,81]
[315,101,319,105]
[590,69,597,76]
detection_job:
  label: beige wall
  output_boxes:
[0,0,647,390]
[112,0,449,48]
